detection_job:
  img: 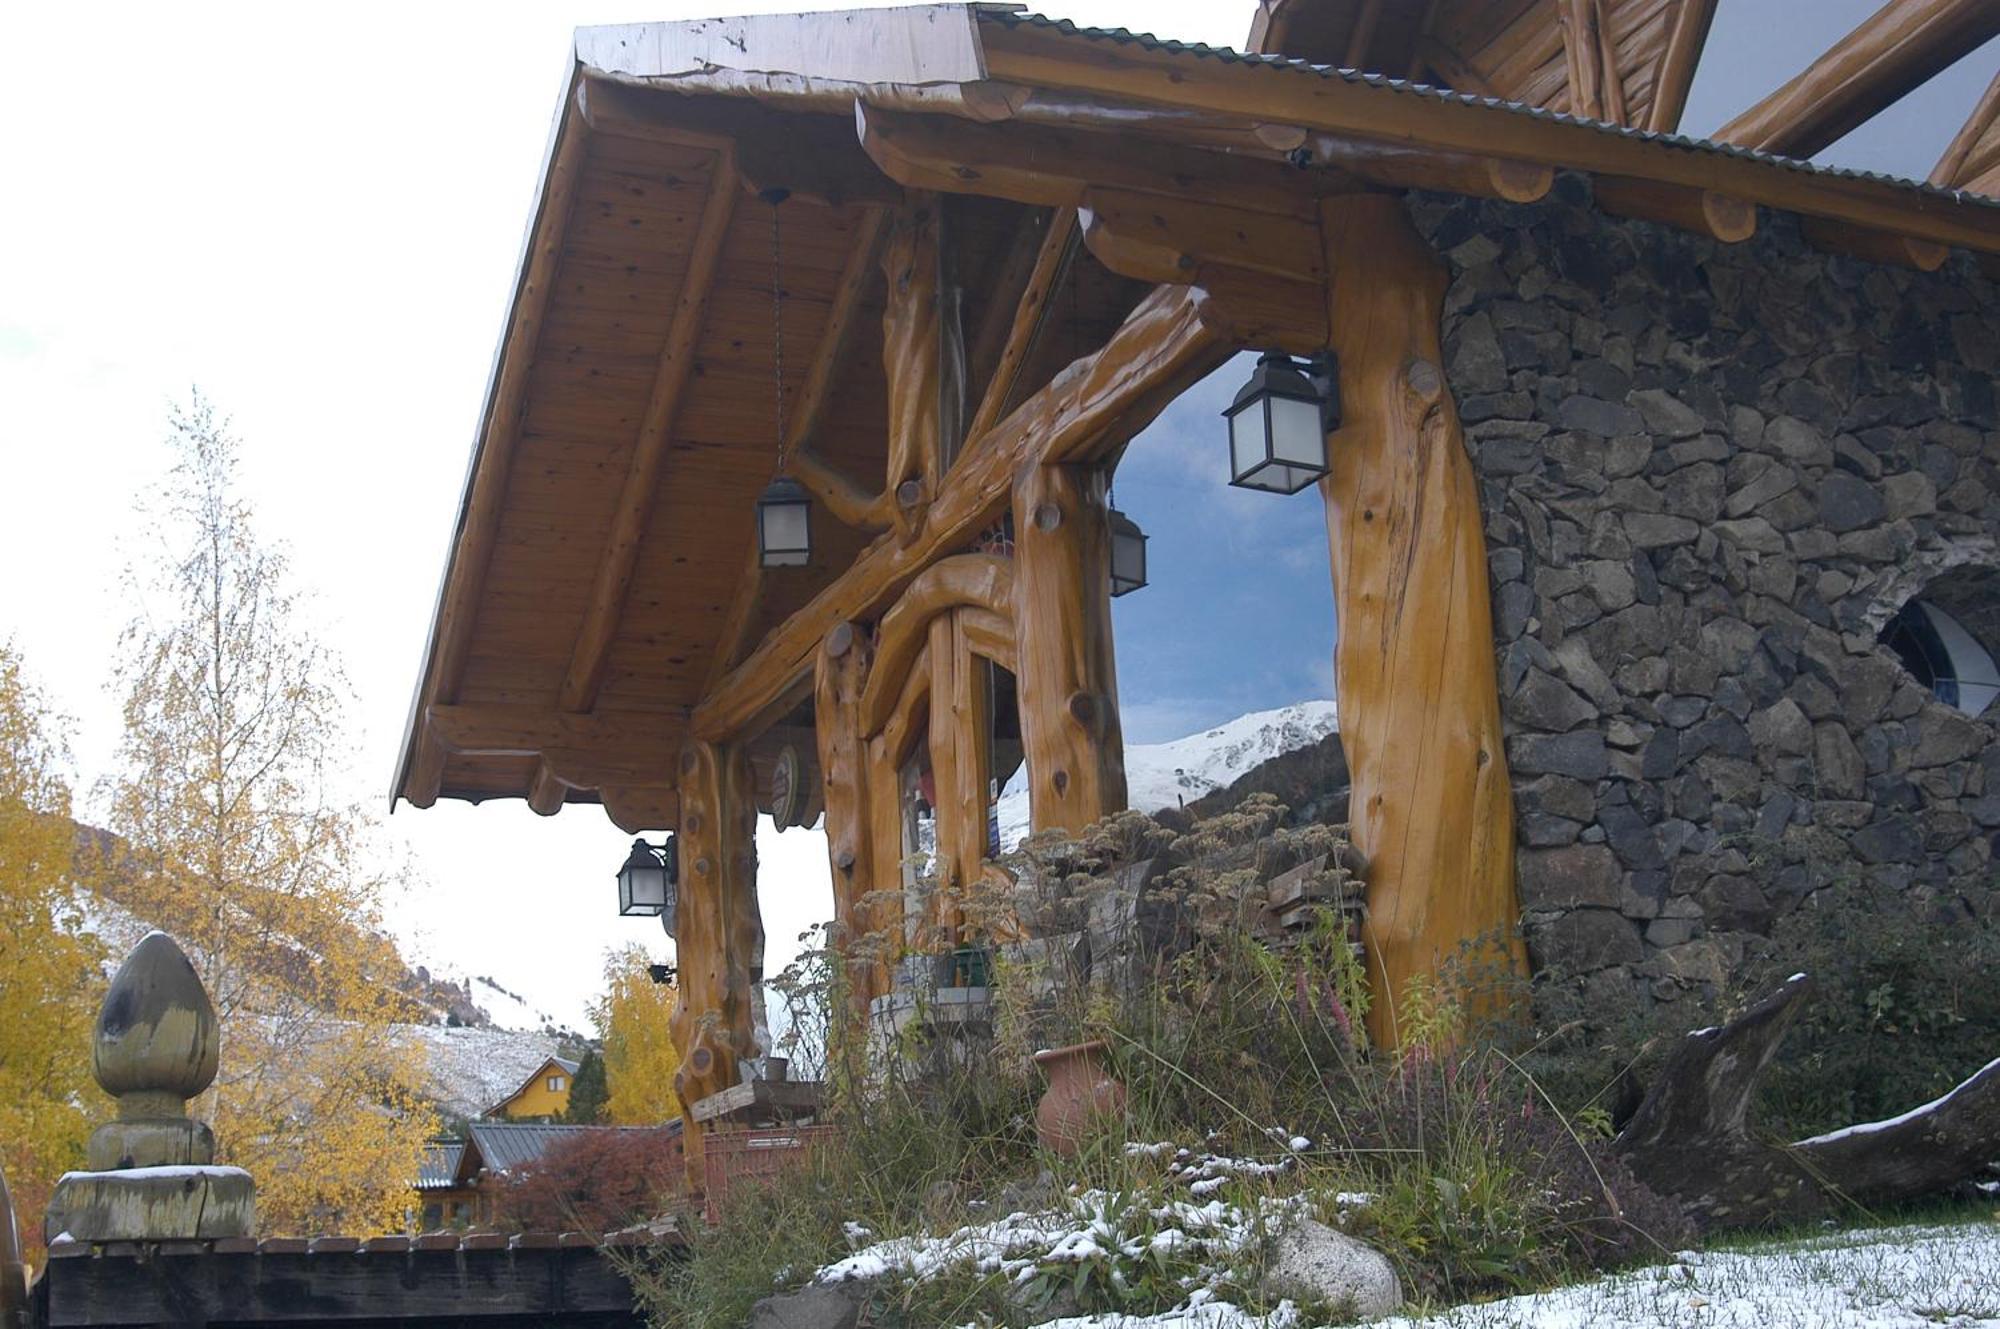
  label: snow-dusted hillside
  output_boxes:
[402,1023,570,1120]
[996,700,1339,850]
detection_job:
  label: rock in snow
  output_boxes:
[1257,1219,1402,1320]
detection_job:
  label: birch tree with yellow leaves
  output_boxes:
[0,645,102,1258]
[592,945,684,1125]
[102,393,435,1235]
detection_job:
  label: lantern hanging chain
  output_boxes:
[769,194,787,477]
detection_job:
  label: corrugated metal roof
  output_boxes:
[978,9,2000,212]
[416,1140,464,1190]
[460,1123,668,1178]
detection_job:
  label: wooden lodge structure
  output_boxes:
[390,0,2000,1177]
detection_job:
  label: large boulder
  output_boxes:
[1259,1218,1401,1320]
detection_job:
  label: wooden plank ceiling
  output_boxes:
[406,78,1146,816]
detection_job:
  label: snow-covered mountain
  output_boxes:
[995,699,1339,850]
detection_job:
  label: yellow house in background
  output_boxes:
[483,1056,580,1121]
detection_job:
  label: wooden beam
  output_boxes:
[558,148,738,717]
[577,76,900,207]
[404,719,450,808]
[882,199,945,545]
[1078,186,1325,285]
[1562,0,1607,120]
[1319,195,1526,1045]
[1646,0,1720,134]
[1594,0,1630,126]
[978,20,2000,255]
[526,762,567,816]
[600,785,680,834]
[405,99,590,806]
[966,208,1075,443]
[1593,175,1757,242]
[1190,266,1330,356]
[670,739,761,1189]
[1932,68,2000,186]
[788,207,894,531]
[426,703,686,759]
[1014,463,1126,836]
[692,287,1229,741]
[1417,38,1500,99]
[1800,216,1950,270]
[857,100,1339,220]
[1714,0,2000,160]
[1296,136,1555,204]
[965,211,1055,409]
[859,555,1015,734]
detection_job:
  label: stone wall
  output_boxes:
[1412,179,2000,1010]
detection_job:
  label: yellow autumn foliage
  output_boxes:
[0,645,103,1260]
[593,945,684,1125]
[100,394,436,1236]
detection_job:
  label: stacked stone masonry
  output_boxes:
[1413,178,2000,1009]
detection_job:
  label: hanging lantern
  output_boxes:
[616,836,678,933]
[756,477,812,568]
[752,187,811,569]
[1107,507,1148,597]
[1221,350,1337,495]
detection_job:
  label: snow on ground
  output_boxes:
[996,700,1340,851]
[1379,1221,2000,1329]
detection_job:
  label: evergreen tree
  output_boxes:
[562,1049,610,1124]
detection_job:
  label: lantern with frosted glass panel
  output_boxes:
[756,477,812,567]
[616,836,677,936]
[1222,350,1337,495]
[1107,507,1148,597]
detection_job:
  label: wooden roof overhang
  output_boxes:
[393,2,2000,831]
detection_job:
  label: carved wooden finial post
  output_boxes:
[44,932,255,1243]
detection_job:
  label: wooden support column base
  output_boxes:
[1320,196,1527,1046]
[670,738,761,1190]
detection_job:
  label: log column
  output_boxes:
[883,199,944,544]
[1013,463,1128,835]
[670,738,761,1186]
[814,622,890,1019]
[1319,196,1526,1046]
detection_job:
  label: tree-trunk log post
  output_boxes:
[1013,463,1128,837]
[883,199,944,546]
[670,739,762,1189]
[1618,973,2000,1227]
[815,622,886,1025]
[1319,196,1527,1046]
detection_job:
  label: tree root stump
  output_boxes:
[1614,973,2000,1229]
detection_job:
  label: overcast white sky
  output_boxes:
[2,0,1991,1031]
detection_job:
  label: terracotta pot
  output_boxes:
[1032,1039,1127,1155]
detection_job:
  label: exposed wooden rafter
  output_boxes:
[557,147,739,720]
[403,102,590,809]
[1932,68,2000,193]
[1594,175,1757,243]
[1647,0,1720,134]
[966,208,1077,451]
[1714,0,2000,161]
